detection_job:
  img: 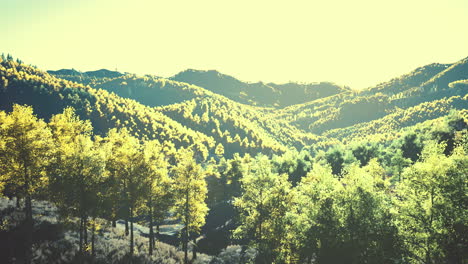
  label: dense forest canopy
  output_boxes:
[0,53,467,264]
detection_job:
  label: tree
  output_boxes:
[340,162,402,263]
[351,142,379,167]
[395,142,468,263]
[324,147,346,176]
[234,155,294,263]
[48,108,106,256]
[273,150,312,186]
[141,139,171,256]
[399,133,423,163]
[214,143,224,157]
[172,148,208,264]
[292,164,343,263]
[0,104,53,264]
[113,129,146,257]
[99,130,125,230]
[389,149,411,182]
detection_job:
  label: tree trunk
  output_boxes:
[125,219,129,236]
[25,195,33,224]
[149,197,154,256]
[79,216,84,254]
[239,245,247,264]
[112,219,116,228]
[184,189,189,264]
[84,215,88,246]
[16,197,21,208]
[130,206,134,257]
[183,227,188,264]
[153,224,160,248]
[192,236,197,260]
[91,217,96,257]
[25,194,33,264]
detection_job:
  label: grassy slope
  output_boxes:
[0,197,212,264]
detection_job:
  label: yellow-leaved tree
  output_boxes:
[48,107,106,257]
[173,148,208,264]
[0,104,53,264]
[142,139,171,256]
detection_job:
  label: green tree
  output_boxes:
[118,130,146,257]
[234,155,294,263]
[273,150,312,186]
[389,149,411,182]
[142,139,171,256]
[340,161,402,263]
[324,147,346,176]
[351,142,379,167]
[395,142,468,263]
[292,164,343,263]
[173,148,209,264]
[48,108,106,256]
[399,133,423,163]
[0,104,53,264]
[214,143,224,157]
[104,128,146,257]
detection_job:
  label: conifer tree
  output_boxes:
[396,142,468,263]
[142,139,171,256]
[173,148,208,264]
[108,128,146,257]
[234,155,294,263]
[48,107,106,256]
[0,104,53,264]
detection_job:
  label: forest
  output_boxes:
[0,54,467,264]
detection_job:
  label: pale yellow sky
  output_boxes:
[2,0,467,89]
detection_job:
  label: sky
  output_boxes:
[1,0,467,89]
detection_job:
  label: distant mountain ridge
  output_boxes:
[48,68,124,79]
[171,69,349,107]
[48,68,350,108]
[1,54,466,158]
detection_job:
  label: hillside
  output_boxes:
[0,197,203,264]
[48,71,211,107]
[361,63,451,96]
[46,56,468,154]
[171,69,349,107]
[0,60,215,159]
[47,67,331,157]
[274,57,468,138]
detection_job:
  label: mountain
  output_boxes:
[3,55,467,155]
[48,68,124,79]
[276,57,468,137]
[2,59,323,158]
[43,56,468,155]
[361,63,451,96]
[1,60,216,159]
[47,68,330,156]
[171,69,349,107]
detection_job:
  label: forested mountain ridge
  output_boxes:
[45,56,468,155]
[171,69,349,107]
[0,59,216,159]
[47,66,332,156]
[47,70,211,107]
[361,62,452,96]
[50,67,350,109]
[48,68,124,79]
[275,57,468,137]
[1,58,325,158]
